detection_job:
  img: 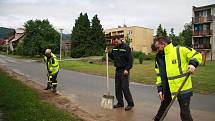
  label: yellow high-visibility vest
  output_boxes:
[44,53,59,75]
[155,43,202,97]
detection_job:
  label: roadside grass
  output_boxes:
[60,59,116,78]
[60,60,215,94]
[0,70,79,121]
[60,60,156,84]
[7,54,42,61]
[60,59,156,84]
[192,61,215,94]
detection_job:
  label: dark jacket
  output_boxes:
[108,43,133,70]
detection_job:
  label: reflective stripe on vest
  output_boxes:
[171,88,192,96]
[191,51,199,59]
[176,47,183,75]
[112,48,126,52]
[52,83,58,85]
[52,64,59,67]
[168,47,188,80]
[168,72,189,80]
[119,49,126,52]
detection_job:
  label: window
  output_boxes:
[194,25,200,31]
[202,23,210,30]
[128,30,132,35]
[203,10,207,17]
[195,11,199,17]
[207,9,211,16]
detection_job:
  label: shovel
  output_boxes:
[159,73,190,121]
[101,47,114,109]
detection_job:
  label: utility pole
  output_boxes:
[60,28,63,61]
[6,39,8,55]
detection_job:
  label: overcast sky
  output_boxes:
[0,0,214,35]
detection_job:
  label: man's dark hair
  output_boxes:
[151,42,157,52]
[155,36,171,44]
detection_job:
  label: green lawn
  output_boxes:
[60,60,156,84]
[192,61,215,94]
[60,60,215,94]
[0,70,79,121]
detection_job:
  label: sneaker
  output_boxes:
[125,105,134,111]
[113,103,124,108]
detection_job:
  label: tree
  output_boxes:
[181,23,192,47]
[156,24,163,37]
[124,34,131,45]
[90,14,106,56]
[71,13,105,57]
[16,19,60,56]
[163,29,168,38]
[178,33,185,46]
[71,13,91,58]
[156,24,167,38]
[169,28,179,46]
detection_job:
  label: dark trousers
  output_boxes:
[115,69,134,106]
[154,92,193,121]
[48,72,58,88]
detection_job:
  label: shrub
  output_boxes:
[102,52,106,62]
[144,53,156,60]
[139,53,144,64]
[132,51,144,59]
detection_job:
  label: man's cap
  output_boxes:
[45,49,51,54]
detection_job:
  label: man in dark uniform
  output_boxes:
[107,36,134,111]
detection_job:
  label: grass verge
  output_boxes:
[0,70,79,121]
[60,60,156,84]
[192,61,215,94]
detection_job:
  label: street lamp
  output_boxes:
[60,28,63,61]
[6,39,8,55]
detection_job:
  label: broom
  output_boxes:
[159,73,190,121]
[101,47,114,109]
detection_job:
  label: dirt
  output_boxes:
[0,65,109,121]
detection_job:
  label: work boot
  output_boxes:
[113,103,124,108]
[44,83,51,90]
[52,86,57,93]
[125,105,134,111]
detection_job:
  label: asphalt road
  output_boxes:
[0,55,215,121]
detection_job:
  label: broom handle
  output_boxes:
[106,47,110,95]
[159,73,190,121]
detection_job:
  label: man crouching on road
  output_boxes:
[152,36,202,121]
[107,36,134,111]
[44,49,60,93]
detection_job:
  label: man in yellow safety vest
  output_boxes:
[152,36,202,121]
[43,49,59,93]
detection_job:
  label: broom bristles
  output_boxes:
[101,95,114,109]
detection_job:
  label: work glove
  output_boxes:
[188,65,195,73]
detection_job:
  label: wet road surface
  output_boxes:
[0,55,215,121]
